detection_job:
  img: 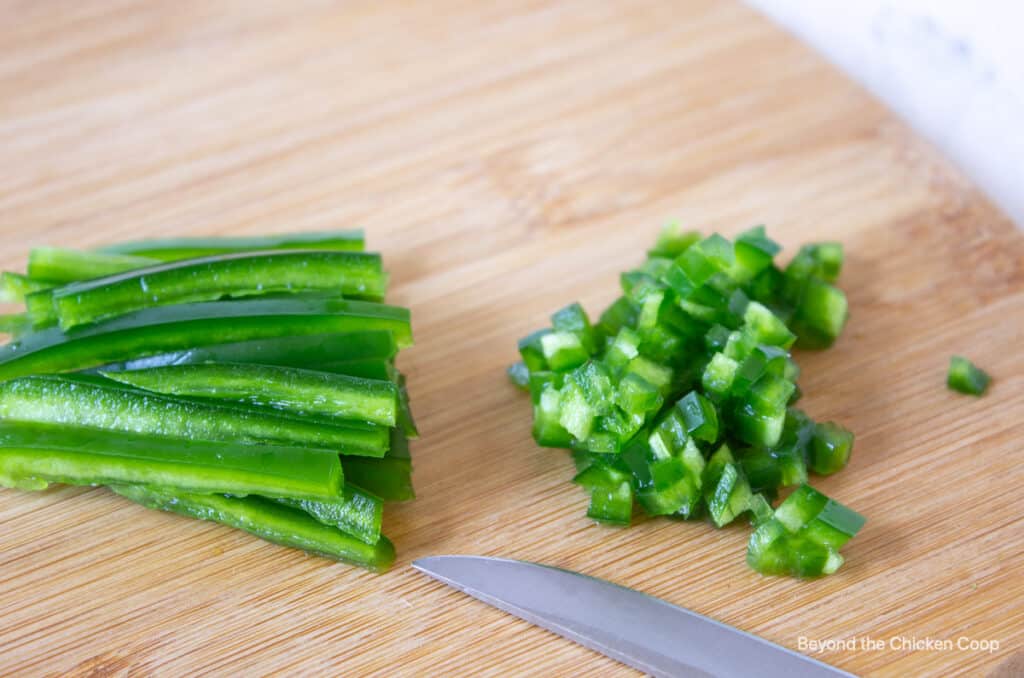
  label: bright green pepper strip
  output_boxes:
[94,331,398,373]
[0,272,54,303]
[0,374,388,456]
[101,362,398,427]
[343,430,414,502]
[0,421,342,501]
[98,229,365,260]
[0,297,412,380]
[46,250,387,330]
[27,247,157,284]
[275,484,383,545]
[111,485,393,572]
[947,356,991,396]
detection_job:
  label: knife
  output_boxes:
[412,555,854,678]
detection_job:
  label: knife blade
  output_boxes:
[412,555,854,678]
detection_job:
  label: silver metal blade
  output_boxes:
[413,555,854,678]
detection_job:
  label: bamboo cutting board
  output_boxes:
[1,1,1021,676]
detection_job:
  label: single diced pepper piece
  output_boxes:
[0,421,342,501]
[702,444,754,527]
[551,302,598,355]
[604,327,642,371]
[111,486,394,572]
[101,362,399,427]
[702,352,739,399]
[541,332,590,372]
[809,422,854,475]
[0,296,412,380]
[0,374,389,457]
[748,492,775,525]
[732,400,786,449]
[98,229,365,260]
[597,296,639,342]
[676,391,719,443]
[647,223,701,259]
[276,484,383,545]
[774,484,866,550]
[615,373,664,417]
[730,226,782,282]
[789,278,848,349]
[573,462,633,525]
[947,356,991,396]
[739,448,782,499]
[788,242,844,284]
[743,301,796,349]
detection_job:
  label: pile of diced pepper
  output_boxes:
[511,226,866,578]
[0,231,414,572]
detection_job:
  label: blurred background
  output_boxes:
[750,0,1024,225]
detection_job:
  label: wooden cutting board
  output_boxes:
[1,1,1021,676]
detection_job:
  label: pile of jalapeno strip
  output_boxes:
[511,226,865,578]
[0,230,414,572]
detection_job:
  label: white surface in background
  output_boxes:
[746,0,1024,225]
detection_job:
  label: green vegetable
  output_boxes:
[809,422,854,475]
[92,330,398,372]
[112,485,394,572]
[947,356,991,396]
[573,461,633,525]
[747,485,865,578]
[0,421,342,501]
[27,247,157,284]
[512,226,862,578]
[98,229,365,260]
[102,362,398,427]
[343,429,415,501]
[40,250,387,330]
[276,485,383,545]
[0,272,53,303]
[0,374,389,456]
[0,296,412,380]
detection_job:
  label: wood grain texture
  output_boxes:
[0,1,1021,676]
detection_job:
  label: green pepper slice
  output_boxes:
[111,485,394,572]
[0,421,342,501]
[0,374,388,456]
[0,296,412,380]
[98,229,364,260]
[41,250,387,330]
